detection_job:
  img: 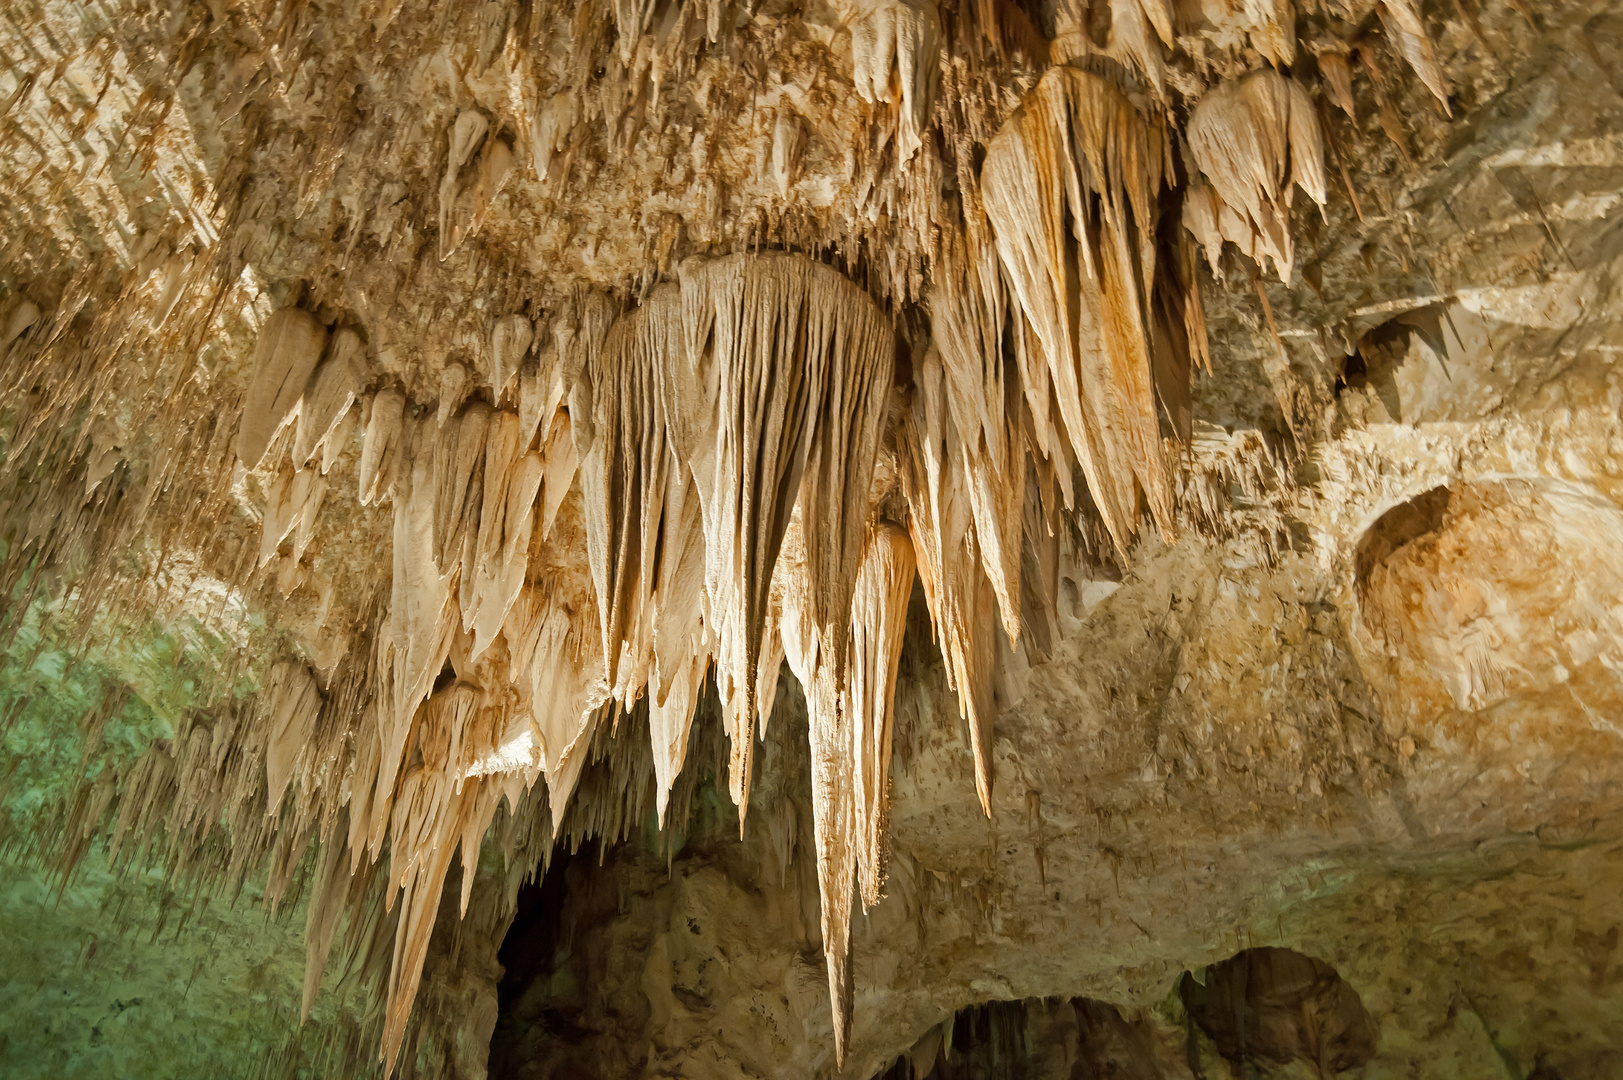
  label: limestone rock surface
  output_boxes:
[2,1,1622,1078]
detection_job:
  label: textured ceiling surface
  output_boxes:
[1,0,1622,1078]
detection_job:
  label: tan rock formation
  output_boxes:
[1,0,1621,1078]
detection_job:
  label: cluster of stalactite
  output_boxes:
[0,0,1461,1071]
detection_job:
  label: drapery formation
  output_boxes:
[1184,68,1328,284]
[248,54,1327,1066]
[249,253,915,1066]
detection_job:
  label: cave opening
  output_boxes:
[1180,947,1377,1079]
[486,840,588,1080]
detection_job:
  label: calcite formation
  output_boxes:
[1,0,1622,1077]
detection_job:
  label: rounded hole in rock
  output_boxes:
[1334,305,1451,418]
[1179,947,1377,1078]
[1354,478,1623,715]
[1352,485,1452,608]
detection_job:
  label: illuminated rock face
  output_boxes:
[2,0,1623,1077]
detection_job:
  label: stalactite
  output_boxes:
[358,388,406,506]
[538,410,578,541]
[674,253,896,819]
[929,228,1024,644]
[611,0,658,63]
[898,350,999,815]
[439,110,490,261]
[773,510,858,1061]
[462,136,516,247]
[850,0,942,164]
[1316,45,1358,121]
[531,90,580,182]
[645,470,708,824]
[438,362,472,428]
[379,759,503,1067]
[576,285,679,709]
[433,401,492,575]
[82,418,123,497]
[1184,68,1327,284]
[301,804,351,1022]
[518,343,560,453]
[259,465,327,567]
[490,314,533,404]
[771,109,803,198]
[1111,0,1171,95]
[981,66,1178,555]
[847,523,915,908]
[263,659,323,816]
[293,326,365,470]
[784,517,917,1065]
[237,308,327,470]
[571,286,710,821]
[503,584,608,825]
[1,298,41,354]
[150,249,193,329]
[1380,0,1451,114]
[376,441,458,859]
[464,416,541,658]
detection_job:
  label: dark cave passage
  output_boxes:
[867,948,1377,1080]
[486,842,586,1080]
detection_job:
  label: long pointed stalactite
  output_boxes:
[981,66,1181,554]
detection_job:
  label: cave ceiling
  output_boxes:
[2,0,1623,1077]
